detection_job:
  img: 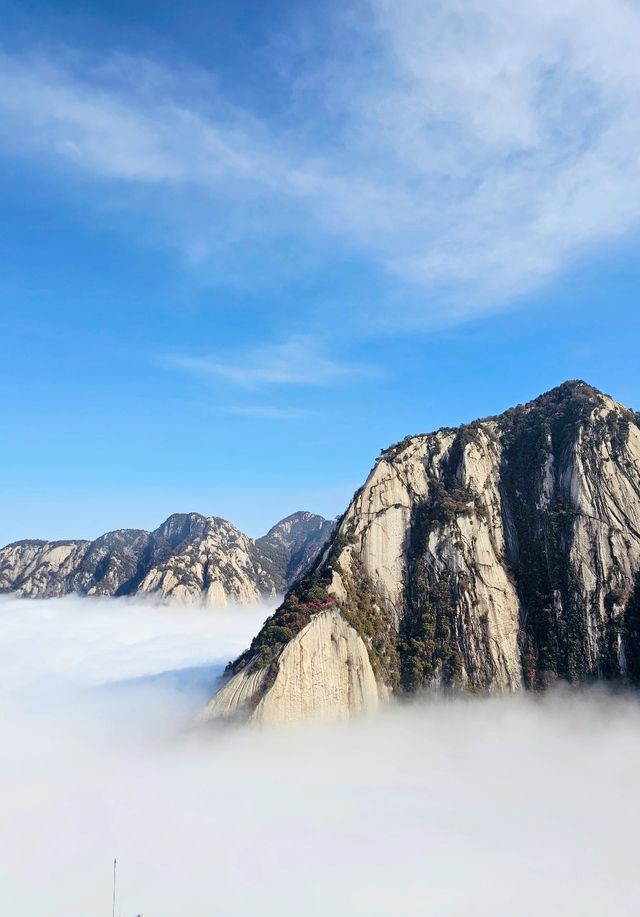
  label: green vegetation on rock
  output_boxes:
[340,557,400,689]
[228,567,335,676]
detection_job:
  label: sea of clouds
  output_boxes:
[1,594,639,916]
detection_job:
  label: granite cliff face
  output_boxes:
[0,511,333,606]
[205,382,640,722]
[201,610,378,725]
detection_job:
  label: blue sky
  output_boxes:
[2,0,640,544]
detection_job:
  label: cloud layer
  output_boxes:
[1,595,640,916]
[3,0,640,321]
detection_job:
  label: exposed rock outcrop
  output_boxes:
[0,511,333,607]
[200,610,379,725]
[205,381,640,723]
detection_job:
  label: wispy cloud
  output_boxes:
[167,336,380,388]
[2,1,640,320]
[222,404,318,421]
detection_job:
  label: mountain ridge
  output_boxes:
[0,510,335,606]
[202,380,640,724]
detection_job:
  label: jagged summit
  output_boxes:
[203,381,640,724]
[0,510,334,606]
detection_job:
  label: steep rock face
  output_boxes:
[69,529,153,596]
[205,382,640,723]
[200,610,379,724]
[0,540,90,597]
[0,511,333,607]
[133,514,270,605]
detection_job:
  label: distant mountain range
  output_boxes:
[202,381,640,724]
[0,511,335,605]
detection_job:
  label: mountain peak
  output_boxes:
[544,378,602,397]
[256,511,336,591]
[261,511,329,539]
[205,383,640,725]
[516,379,609,413]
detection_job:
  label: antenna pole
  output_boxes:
[112,858,117,917]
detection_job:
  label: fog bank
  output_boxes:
[1,596,639,916]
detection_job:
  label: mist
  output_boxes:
[1,596,639,916]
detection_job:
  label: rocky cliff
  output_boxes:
[0,511,334,606]
[205,381,640,722]
[200,609,379,725]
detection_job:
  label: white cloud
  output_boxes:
[3,596,640,916]
[0,594,272,700]
[2,1,640,319]
[347,0,640,305]
[168,336,380,387]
